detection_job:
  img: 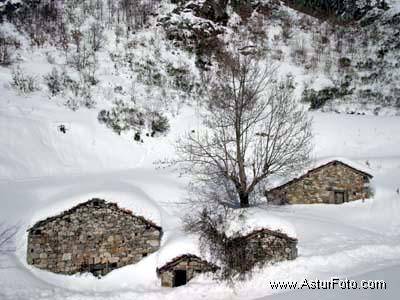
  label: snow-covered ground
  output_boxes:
[1,1,400,297]
[1,86,400,299]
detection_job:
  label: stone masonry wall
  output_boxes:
[158,256,216,287]
[238,229,298,267]
[267,162,371,204]
[27,199,161,277]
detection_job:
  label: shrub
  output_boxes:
[0,39,12,65]
[338,57,352,68]
[281,16,293,43]
[60,73,96,110]
[44,68,63,96]
[79,83,96,109]
[11,66,39,94]
[290,38,307,65]
[0,23,21,66]
[302,87,344,110]
[166,63,194,92]
[149,111,170,135]
[64,96,80,111]
[97,100,145,135]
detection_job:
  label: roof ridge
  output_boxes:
[27,198,161,232]
[267,159,373,192]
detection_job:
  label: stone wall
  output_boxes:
[27,199,162,277]
[266,161,371,205]
[157,255,216,287]
[241,229,298,265]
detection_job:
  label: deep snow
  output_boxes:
[1,93,400,299]
[1,1,400,298]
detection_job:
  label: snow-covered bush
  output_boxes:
[281,15,293,44]
[290,37,308,65]
[63,79,95,110]
[166,62,197,93]
[0,22,22,65]
[11,66,39,94]
[135,58,164,87]
[44,68,63,96]
[98,100,171,137]
[148,111,170,135]
[87,21,105,52]
[302,86,352,110]
[0,37,12,65]
[64,96,80,111]
[98,100,145,135]
[67,45,97,73]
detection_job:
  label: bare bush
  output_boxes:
[44,67,63,96]
[281,16,293,44]
[0,23,21,66]
[11,66,39,94]
[0,37,13,65]
[290,37,308,65]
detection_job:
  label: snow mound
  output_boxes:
[156,233,203,268]
[224,208,297,239]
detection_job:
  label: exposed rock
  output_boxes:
[283,0,389,22]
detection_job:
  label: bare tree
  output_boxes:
[177,53,312,208]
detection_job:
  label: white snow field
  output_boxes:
[1,86,400,300]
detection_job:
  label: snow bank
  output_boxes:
[224,207,297,239]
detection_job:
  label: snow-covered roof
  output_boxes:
[28,198,162,232]
[267,157,373,192]
[156,233,204,268]
[28,191,163,230]
[224,207,297,239]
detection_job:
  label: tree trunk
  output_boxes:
[239,191,249,208]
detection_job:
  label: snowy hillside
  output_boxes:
[1,1,400,300]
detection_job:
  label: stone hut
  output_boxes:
[230,228,298,268]
[27,198,162,277]
[157,254,217,287]
[266,160,373,205]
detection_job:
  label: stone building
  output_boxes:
[266,160,373,205]
[156,216,297,288]
[157,254,217,287]
[27,198,162,277]
[232,228,298,268]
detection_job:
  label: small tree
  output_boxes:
[177,53,312,208]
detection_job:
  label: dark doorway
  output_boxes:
[173,270,187,287]
[334,191,345,204]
